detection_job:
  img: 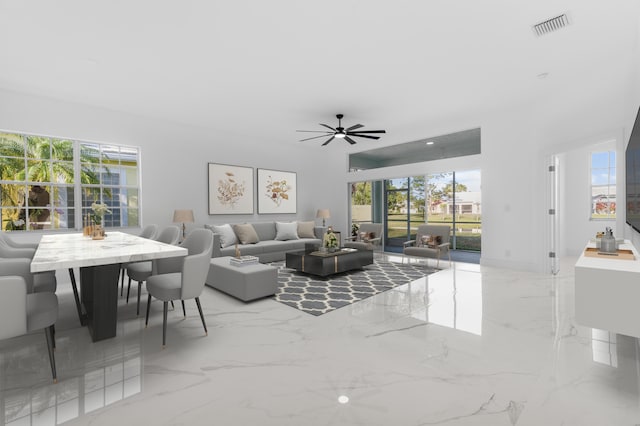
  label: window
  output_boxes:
[0,131,140,232]
[590,150,616,219]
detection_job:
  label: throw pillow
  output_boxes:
[359,231,369,242]
[297,221,316,238]
[275,222,299,241]
[233,223,260,244]
[212,224,237,248]
[368,232,376,240]
[418,234,431,247]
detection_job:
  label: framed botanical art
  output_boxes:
[208,163,254,214]
[257,168,297,214]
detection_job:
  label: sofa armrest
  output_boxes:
[314,226,327,239]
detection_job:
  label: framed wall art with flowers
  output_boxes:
[257,168,297,214]
[208,163,254,214]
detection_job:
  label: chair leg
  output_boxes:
[52,324,56,350]
[145,294,152,327]
[181,300,186,317]
[162,301,168,347]
[170,300,175,310]
[120,267,125,296]
[44,325,57,383]
[136,281,142,316]
[126,277,132,303]
[68,268,86,326]
[195,297,208,336]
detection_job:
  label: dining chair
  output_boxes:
[125,226,180,315]
[119,224,159,296]
[0,275,59,383]
[0,237,57,294]
[145,229,213,347]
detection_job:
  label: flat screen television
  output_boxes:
[626,106,640,233]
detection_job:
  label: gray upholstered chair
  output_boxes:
[343,223,383,252]
[0,274,58,382]
[125,226,181,315]
[403,224,452,268]
[120,224,159,295]
[0,236,56,294]
[145,229,214,347]
[0,233,37,258]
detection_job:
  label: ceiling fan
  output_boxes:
[297,114,386,146]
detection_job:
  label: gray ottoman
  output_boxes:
[206,257,278,302]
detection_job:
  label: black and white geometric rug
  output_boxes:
[271,260,437,316]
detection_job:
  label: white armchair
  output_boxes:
[403,224,452,268]
[344,223,383,252]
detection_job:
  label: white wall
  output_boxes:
[3,75,639,274]
[0,90,337,239]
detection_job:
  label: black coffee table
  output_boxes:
[285,249,373,277]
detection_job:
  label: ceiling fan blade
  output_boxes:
[347,133,380,140]
[321,136,336,146]
[344,136,357,145]
[320,123,336,131]
[346,124,364,131]
[300,134,334,142]
[349,130,386,134]
[296,130,334,133]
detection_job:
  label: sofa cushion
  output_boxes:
[297,221,315,238]
[211,224,237,248]
[275,222,299,241]
[251,222,277,241]
[233,223,260,244]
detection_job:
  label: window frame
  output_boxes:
[590,149,616,221]
[0,130,142,232]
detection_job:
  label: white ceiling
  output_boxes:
[1,0,639,148]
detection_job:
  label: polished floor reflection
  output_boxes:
[1,256,639,425]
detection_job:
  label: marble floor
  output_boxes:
[1,255,639,425]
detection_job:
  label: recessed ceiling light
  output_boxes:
[537,72,549,79]
[426,141,435,145]
[338,395,349,404]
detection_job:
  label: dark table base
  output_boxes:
[79,264,120,341]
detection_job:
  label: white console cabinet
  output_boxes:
[575,240,640,338]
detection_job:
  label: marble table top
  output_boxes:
[30,231,187,273]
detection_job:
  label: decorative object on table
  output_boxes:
[90,202,111,240]
[323,227,339,252]
[351,222,360,237]
[316,209,330,227]
[599,227,617,254]
[257,168,297,214]
[273,260,434,316]
[173,209,195,240]
[229,255,259,267]
[234,243,241,258]
[208,163,254,214]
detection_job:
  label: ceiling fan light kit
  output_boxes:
[297,114,386,146]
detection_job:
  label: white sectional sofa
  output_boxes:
[204,220,323,263]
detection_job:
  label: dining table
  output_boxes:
[31,231,187,342]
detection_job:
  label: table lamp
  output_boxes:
[173,209,194,240]
[316,209,330,227]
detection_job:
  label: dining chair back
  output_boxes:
[0,275,59,382]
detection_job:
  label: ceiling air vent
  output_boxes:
[533,13,570,37]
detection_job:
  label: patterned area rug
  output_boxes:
[272,260,436,316]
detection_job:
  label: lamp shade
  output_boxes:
[173,209,194,223]
[316,209,330,219]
